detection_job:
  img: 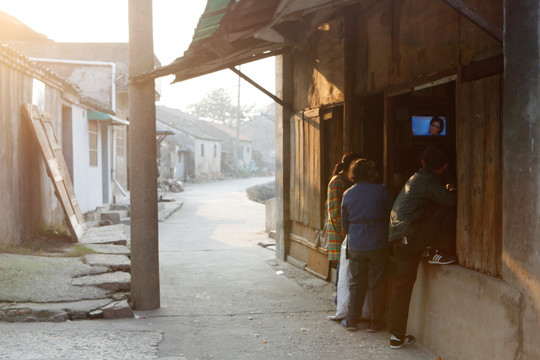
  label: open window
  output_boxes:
[390,83,456,194]
[387,79,502,277]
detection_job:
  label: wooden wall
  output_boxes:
[0,51,68,246]
[286,0,504,277]
[292,18,345,110]
[355,0,503,96]
[456,75,502,277]
[290,109,323,229]
[289,106,344,279]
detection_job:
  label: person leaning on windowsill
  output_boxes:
[387,144,457,349]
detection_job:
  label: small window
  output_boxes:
[201,144,205,157]
[214,144,217,158]
[89,121,98,167]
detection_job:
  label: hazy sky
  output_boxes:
[0,0,276,111]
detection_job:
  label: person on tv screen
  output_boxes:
[428,116,445,136]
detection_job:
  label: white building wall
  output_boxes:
[71,106,104,213]
[175,150,186,181]
[194,139,221,179]
[210,142,221,173]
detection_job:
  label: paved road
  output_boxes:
[0,177,437,360]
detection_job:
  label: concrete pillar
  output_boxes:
[275,54,293,261]
[502,1,540,358]
[128,0,160,310]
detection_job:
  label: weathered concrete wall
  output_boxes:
[193,139,221,180]
[240,112,275,168]
[502,1,540,359]
[239,140,252,169]
[158,141,176,180]
[47,63,113,110]
[409,264,522,360]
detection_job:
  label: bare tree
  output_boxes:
[187,88,257,127]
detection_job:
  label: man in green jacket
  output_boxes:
[387,145,457,349]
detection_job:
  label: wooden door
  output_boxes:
[23,104,86,242]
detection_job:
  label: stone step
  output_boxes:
[100,210,129,225]
[109,204,130,212]
[72,271,131,292]
[84,244,130,256]
[84,254,131,272]
[80,224,128,246]
[0,298,133,322]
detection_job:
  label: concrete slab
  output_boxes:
[0,328,162,360]
[0,299,113,322]
[100,299,133,319]
[84,244,130,255]
[72,271,131,292]
[80,224,128,246]
[84,254,131,271]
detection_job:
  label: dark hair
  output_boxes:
[422,145,448,170]
[430,116,444,134]
[332,152,362,176]
[350,158,377,183]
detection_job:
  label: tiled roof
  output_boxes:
[135,0,360,83]
[155,106,218,141]
[203,121,252,142]
[0,44,79,94]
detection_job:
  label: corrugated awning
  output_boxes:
[87,110,129,126]
[132,0,362,84]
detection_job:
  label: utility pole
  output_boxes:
[128,0,160,310]
[235,65,241,175]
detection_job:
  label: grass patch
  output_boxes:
[62,244,96,257]
[0,234,95,258]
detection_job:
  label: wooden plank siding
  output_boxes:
[0,51,71,245]
[456,75,502,277]
[284,0,504,278]
[290,109,323,230]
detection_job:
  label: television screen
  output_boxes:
[411,115,447,136]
